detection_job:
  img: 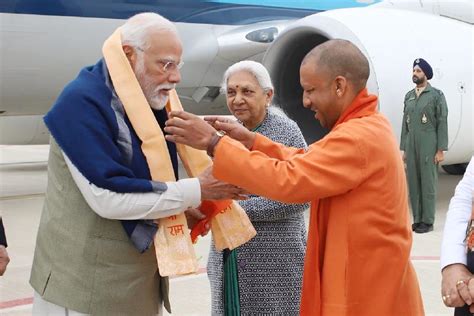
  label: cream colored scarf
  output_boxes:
[102,27,255,276]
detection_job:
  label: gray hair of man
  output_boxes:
[121,12,178,51]
[221,60,274,96]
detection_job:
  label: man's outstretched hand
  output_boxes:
[165,111,256,151]
[204,116,255,150]
[165,111,215,150]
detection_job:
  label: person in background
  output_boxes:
[400,58,448,233]
[207,60,308,314]
[440,156,474,315]
[0,215,9,276]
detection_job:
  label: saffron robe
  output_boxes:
[212,89,424,316]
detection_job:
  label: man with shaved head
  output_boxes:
[165,39,424,315]
[299,39,370,130]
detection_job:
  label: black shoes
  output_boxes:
[414,222,433,234]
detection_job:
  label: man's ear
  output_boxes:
[123,45,137,68]
[334,76,347,97]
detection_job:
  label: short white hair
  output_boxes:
[121,12,178,50]
[221,60,274,94]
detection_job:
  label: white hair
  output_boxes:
[221,60,274,95]
[121,12,178,50]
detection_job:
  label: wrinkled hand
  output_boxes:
[0,245,10,276]
[441,263,473,308]
[205,116,256,149]
[165,111,216,150]
[198,167,247,200]
[185,208,210,236]
[435,150,445,164]
[458,278,474,313]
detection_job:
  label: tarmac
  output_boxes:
[0,144,464,315]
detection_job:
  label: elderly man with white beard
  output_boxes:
[29,12,243,316]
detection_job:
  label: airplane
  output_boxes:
[0,0,472,175]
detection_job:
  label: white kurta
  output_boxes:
[441,156,474,270]
[63,151,201,220]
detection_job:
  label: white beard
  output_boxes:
[134,57,176,110]
[143,81,174,110]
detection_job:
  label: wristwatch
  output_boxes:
[206,130,225,157]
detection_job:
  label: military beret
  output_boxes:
[413,58,433,80]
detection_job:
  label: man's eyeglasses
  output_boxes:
[135,46,184,73]
[158,59,184,73]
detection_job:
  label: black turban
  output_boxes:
[413,58,433,80]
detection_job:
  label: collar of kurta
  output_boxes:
[333,88,378,129]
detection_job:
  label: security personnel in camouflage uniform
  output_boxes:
[400,58,448,234]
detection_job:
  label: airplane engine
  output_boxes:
[263,7,473,168]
